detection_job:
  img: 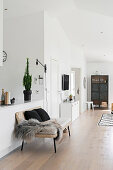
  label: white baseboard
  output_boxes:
[0,141,21,159]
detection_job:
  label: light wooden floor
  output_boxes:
[0,109,113,170]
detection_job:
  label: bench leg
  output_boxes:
[21,140,24,151]
[53,138,56,153]
[68,126,71,137]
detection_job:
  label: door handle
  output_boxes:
[77,88,80,95]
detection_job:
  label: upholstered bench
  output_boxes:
[15,107,71,153]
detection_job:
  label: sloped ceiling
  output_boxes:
[4,0,75,18]
[4,0,113,62]
[75,0,113,18]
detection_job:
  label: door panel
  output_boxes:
[71,68,81,112]
[91,84,99,92]
[91,75,108,107]
[71,71,75,96]
[75,70,80,101]
[50,59,59,118]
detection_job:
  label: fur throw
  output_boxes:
[15,119,63,142]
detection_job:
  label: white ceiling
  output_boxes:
[75,0,113,18]
[4,0,75,18]
[58,8,113,62]
[4,0,113,62]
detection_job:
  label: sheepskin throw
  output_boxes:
[15,119,63,142]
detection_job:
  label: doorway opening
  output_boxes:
[71,68,81,112]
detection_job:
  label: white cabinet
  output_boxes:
[0,0,3,66]
[60,101,79,122]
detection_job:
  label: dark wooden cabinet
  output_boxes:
[91,75,108,108]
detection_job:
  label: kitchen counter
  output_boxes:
[0,100,43,158]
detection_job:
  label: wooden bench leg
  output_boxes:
[68,126,71,137]
[21,140,24,151]
[53,138,56,153]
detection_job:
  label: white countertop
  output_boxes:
[62,100,79,104]
[0,99,44,158]
[0,99,43,110]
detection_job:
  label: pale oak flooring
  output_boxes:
[0,109,113,170]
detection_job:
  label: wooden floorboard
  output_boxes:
[0,109,113,170]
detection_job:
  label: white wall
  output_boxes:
[0,0,3,66]
[71,45,87,113]
[1,10,87,113]
[0,10,88,158]
[87,62,113,108]
[0,100,43,159]
[44,13,87,116]
[44,12,71,118]
[0,12,44,103]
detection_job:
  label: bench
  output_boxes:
[15,106,71,153]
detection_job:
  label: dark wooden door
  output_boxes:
[91,75,108,108]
